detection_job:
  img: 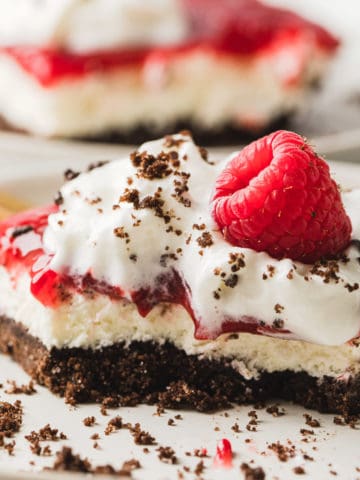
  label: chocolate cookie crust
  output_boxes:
[0,115,290,146]
[0,315,359,415]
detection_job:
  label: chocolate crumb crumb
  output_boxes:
[129,423,156,445]
[157,446,177,464]
[25,424,67,456]
[240,462,266,480]
[121,459,141,473]
[83,416,96,427]
[293,466,306,475]
[0,400,22,437]
[48,446,140,476]
[196,231,214,248]
[303,413,320,428]
[193,448,208,458]
[54,192,64,206]
[130,150,177,180]
[224,273,239,288]
[345,282,359,292]
[272,318,285,329]
[266,405,286,417]
[105,416,122,435]
[267,265,276,277]
[167,418,175,426]
[303,454,314,462]
[194,460,205,475]
[87,160,109,172]
[156,404,166,416]
[232,423,241,433]
[100,405,108,416]
[64,169,80,181]
[5,380,36,395]
[48,447,91,472]
[268,441,296,462]
[274,303,284,314]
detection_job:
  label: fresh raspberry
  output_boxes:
[213,438,233,468]
[211,130,352,263]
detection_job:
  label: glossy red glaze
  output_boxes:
[0,205,291,340]
[213,438,233,468]
[0,0,338,87]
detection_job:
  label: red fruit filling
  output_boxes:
[212,130,352,263]
[213,438,233,468]
[0,205,292,341]
[0,0,338,87]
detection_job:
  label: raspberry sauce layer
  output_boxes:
[0,0,338,87]
[0,204,289,340]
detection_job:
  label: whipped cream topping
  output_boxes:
[42,134,360,346]
[0,0,187,52]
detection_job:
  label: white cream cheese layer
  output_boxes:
[36,134,360,347]
[0,51,327,137]
[1,268,360,380]
[0,0,187,52]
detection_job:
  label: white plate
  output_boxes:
[0,153,359,479]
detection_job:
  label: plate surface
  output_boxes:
[0,152,359,479]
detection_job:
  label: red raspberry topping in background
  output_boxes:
[212,130,352,263]
[183,0,339,54]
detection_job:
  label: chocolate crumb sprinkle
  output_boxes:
[196,231,214,248]
[64,169,80,181]
[105,416,122,435]
[157,446,177,464]
[293,466,306,475]
[131,150,179,180]
[87,160,109,172]
[5,380,36,395]
[266,404,285,417]
[54,191,64,206]
[274,303,284,314]
[240,462,266,480]
[272,318,285,329]
[0,400,22,438]
[83,416,96,427]
[303,413,320,428]
[224,274,239,288]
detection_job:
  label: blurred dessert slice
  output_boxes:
[0,0,338,143]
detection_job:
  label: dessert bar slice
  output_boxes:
[0,131,359,413]
[0,0,338,142]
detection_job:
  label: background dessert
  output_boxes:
[0,0,338,143]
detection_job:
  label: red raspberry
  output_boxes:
[211,130,352,263]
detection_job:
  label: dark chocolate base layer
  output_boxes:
[0,114,291,146]
[77,115,291,146]
[0,315,358,414]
